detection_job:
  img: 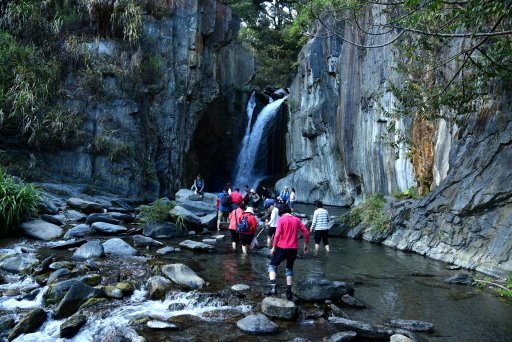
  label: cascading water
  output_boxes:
[233,94,287,189]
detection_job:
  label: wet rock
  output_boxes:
[143,222,186,238]
[261,297,298,320]
[110,212,135,222]
[0,254,39,274]
[31,255,55,276]
[49,261,74,270]
[20,220,63,240]
[175,189,217,204]
[64,224,92,239]
[147,276,173,300]
[115,281,135,296]
[102,238,138,256]
[0,316,15,333]
[91,222,127,234]
[0,274,4,284]
[168,303,187,311]
[147,320,178,330]
[41,214,64,226]
[60,314,87,338]
[66,198,103,214]
[341,294,366,308]
[170,206,202,227]
[388,319,434,333]
[48,268,71,284]
[97,325,145,342]
[7,308,47,341]
[444,274,475,285]
[133,234,163,247]
[53,210,87,223]
[288,338,312,342]
[48,239,87,250]
[200,213,218,230]
[329,303,350,319]
[44,275,101,305]
[231,284,250,292]
[85,213,120,225]
[329,317,412,340]
[294,277,354,301]
[156,246,176,255]
[326,331,357,342]
[236,313,279,334]
[80,297,108,310]
[98,285,123,299]
[55,283,105,318]
[72,240,104,259]
[161,263,206,289]
[202,238,217,244]
[390,334,414,342]
[179,240,215,251]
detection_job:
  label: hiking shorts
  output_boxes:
[217,210,229,221]
[230,229,239,244]
[314,230,329,245]
[239,233,254,246]
[268,247,298,274]
[267,226,276,238]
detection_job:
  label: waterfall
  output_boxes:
[233,95,287,189]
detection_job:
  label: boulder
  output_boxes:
[161,263,206,289]
[179,240,215,251]
[7,308,46,341]
[54,283,105,318]
[20,220,63,240]
[143,222,186,238]
[86,213,120,225]
[63,224,92,239]
[341,294,366,308]
[91,222,127,234]
[388,319,434,333]
[200,213,218,230]
[72,240,104,259]
[329,317,412,340]
[133,235,163,247]
[147,320,178,330]
[98,285,123,299]
[175,189,217,204]
[170,206,202,227]
[444,274,475,285]
[261,297,298,320]
[0,254,39,274]
[60,314,87,338]
[390,334,414,342]
[53,210,87,223]
[0,316,15,333]
[47,268,71,284]
[156,246,176,255]
[110,212,135,222]
[231,284,250,292]
[66,198,103,214]
[147,276,173,300]
[41,214,64,226]
[326,331,358,342]
[294,277,354,301]
[236,313,279,334]
[102,238,138,256]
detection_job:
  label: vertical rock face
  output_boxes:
[10,1,255,200]
[276,15,415,205]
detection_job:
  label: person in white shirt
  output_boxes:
[289,188,296,210]
[310,200,330,252]
[265,202,280,247]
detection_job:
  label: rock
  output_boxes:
[147,320,178,330]
[99,286,124,299]
[91,222,127,234]
[0,316,15,333]
[326,331,358,342]
[41,214,64,226]
[261,297,298,320]
[161,263,206,289]
[147,276,173,300]
[0,254,39,274]
[72,240,104,259]
[199,213,218,230]
[47,239,87,250]
[329,317,411,340]
[175,189,217,204]
[115,281,135,296]
[54,283,105,318]
[170,206,202,227]
[168,303,187,311]
[7,308,46,341]
[20,220,63,240]
[102,238,138,256]
[294,277,354,301]
[63,224,92,239]
[0,274,4,284]
[236,313,279,334]
[444,274,475,285]
[390,334,414,342]
[133,235,163,247]
[143,222,186,238]
[66,198,103,214]
[60,314,87,338]
[54,210,87,222]
[48,268,71,284]
[31,255,56,276]
[109,212,135,222]
[388,319,434,333]
[341,294,366,308]
[179,240,215,251]
[231,284,250,292]
[202,238,217,244]
[156,246,175,254]
[85,213,120,225]
[49,261,74,270]
[329,304,350,319]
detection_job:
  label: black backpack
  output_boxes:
[220,193,231,206]
[236,215,250,233]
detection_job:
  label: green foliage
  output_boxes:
[340,193,390,232]
[0,167,40,235]
[140,199,175,223]
[393,187,418,200]
[497,276,512,298]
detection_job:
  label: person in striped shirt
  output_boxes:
[310,200,330,252]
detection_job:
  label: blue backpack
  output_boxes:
[236,216,250,233]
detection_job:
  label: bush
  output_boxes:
[0,167,40,235]
[339,193,390,232]
[140,199,175,223]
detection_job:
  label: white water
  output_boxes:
[233,96,287,189]
[11,289,251,342]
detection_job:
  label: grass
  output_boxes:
[140,198,175,223]
[0,167,40,235]
[339,193,391,233]
[475,275,512,298]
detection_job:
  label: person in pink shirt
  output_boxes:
[228,203,245,250]
[268,205,309,300]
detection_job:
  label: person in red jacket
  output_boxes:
[239,206,258,254]
[268,205,309,300]
[228,203,245,250]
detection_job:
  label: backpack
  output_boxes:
[236,215,250,233]
[220,193,231,207]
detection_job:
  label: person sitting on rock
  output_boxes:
[191,174,205,196]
